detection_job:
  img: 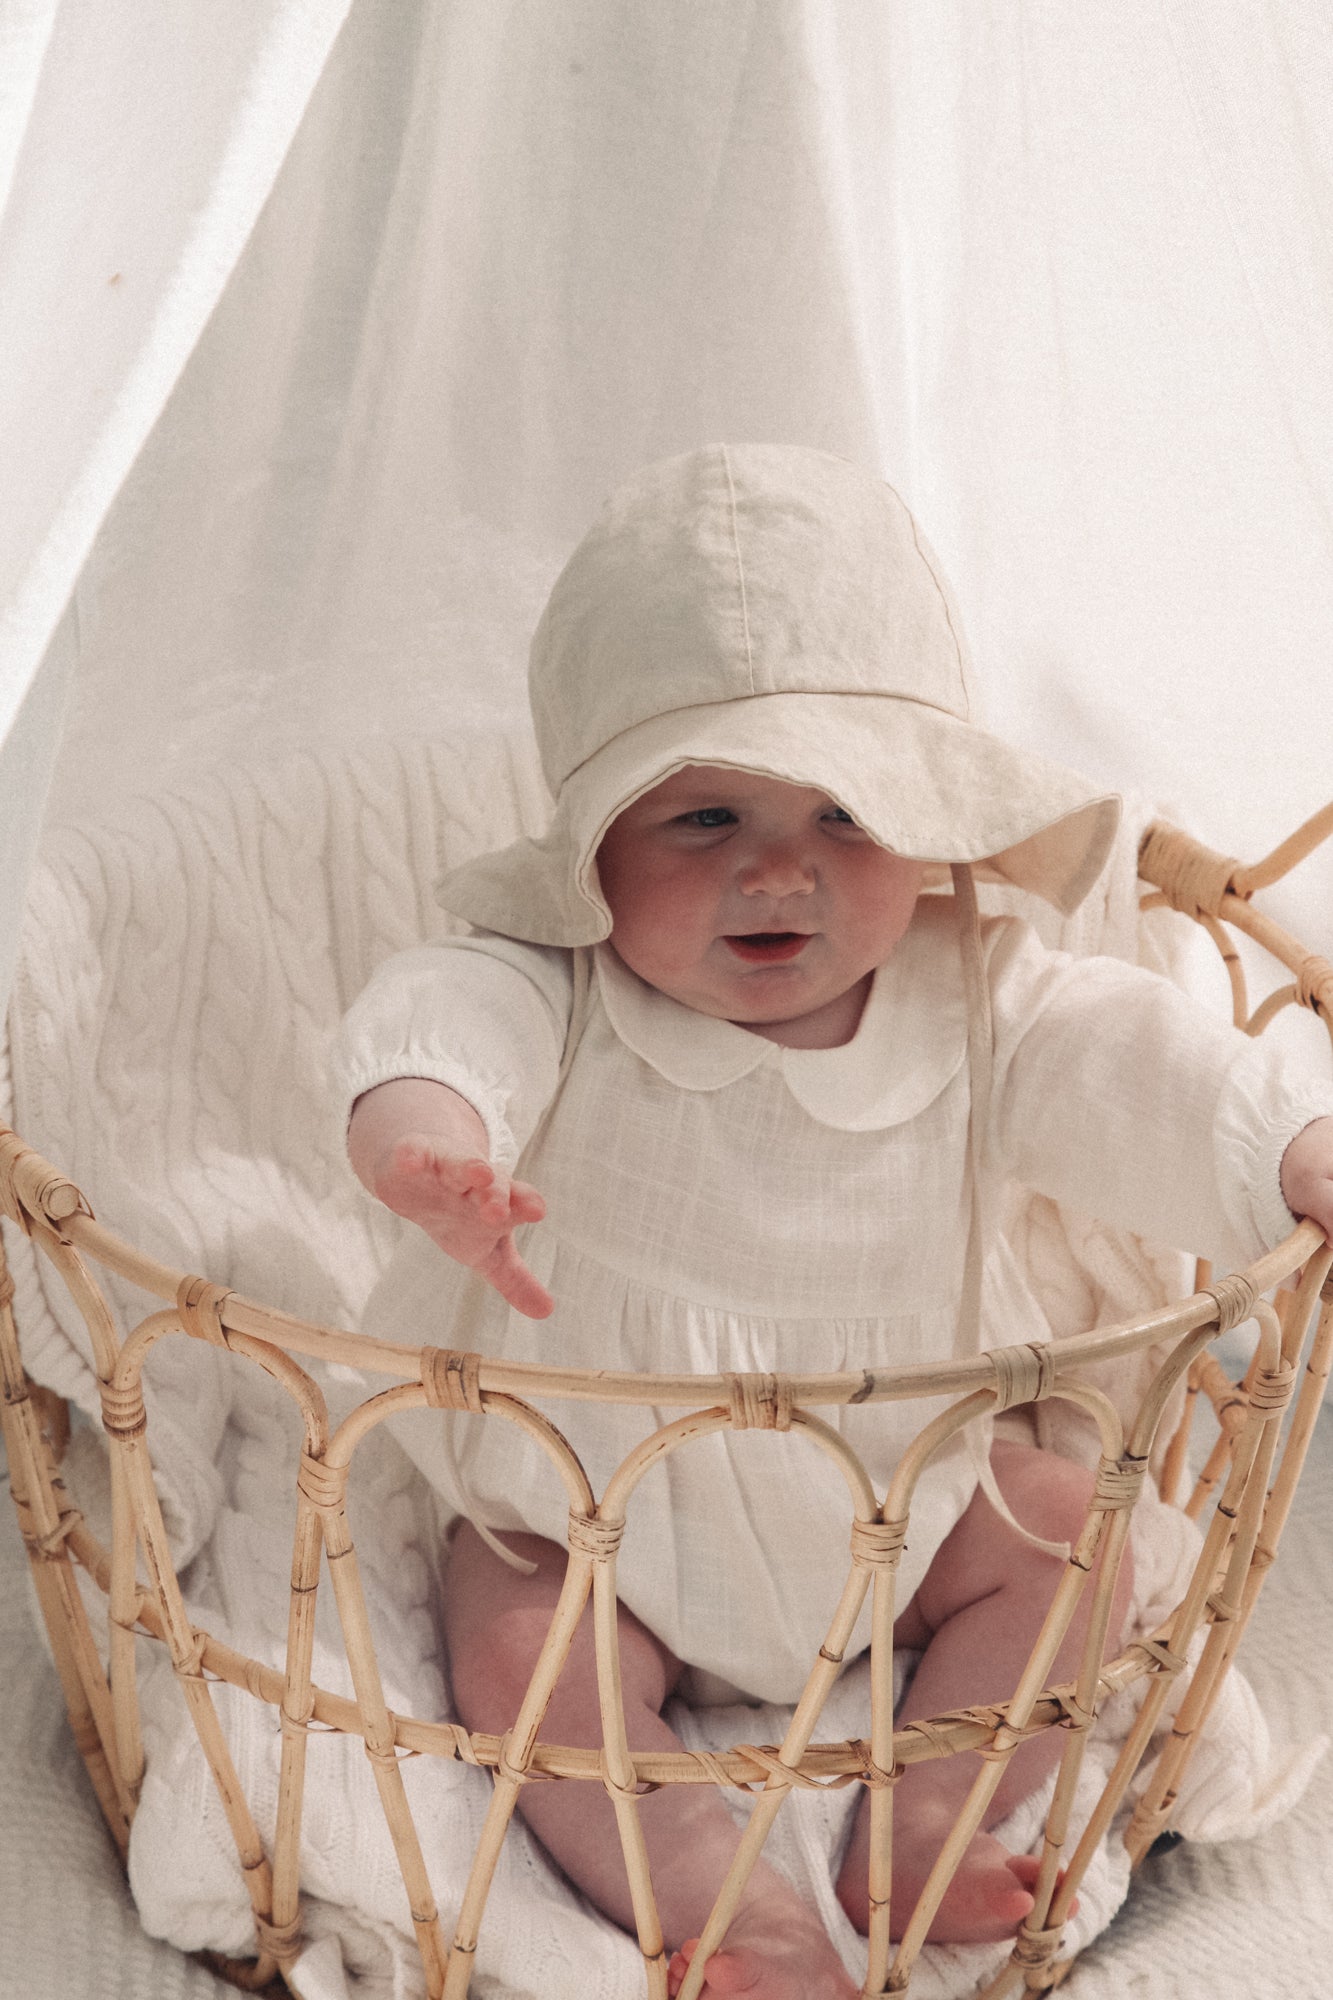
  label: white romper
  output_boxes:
[333,898,1332,1705]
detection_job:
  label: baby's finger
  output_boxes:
[507,1178,547,1224]
[384,1144,502,1216]
[378,1144,488,1200]
[387,1138,494,1193]
[458,1162,541,1232]
[481,1235,555,1319]
[1303,1176,1333,1240]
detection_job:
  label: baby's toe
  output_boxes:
[1007,1853,1079,1918]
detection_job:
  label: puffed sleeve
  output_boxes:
[984,918,1333,1270]
[330,932,573,1170]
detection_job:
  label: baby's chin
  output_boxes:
[607,938,813,1010]
[607,938,872,1045]
[727,971,875,1051]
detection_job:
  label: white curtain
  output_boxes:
[3,0,1332,1013]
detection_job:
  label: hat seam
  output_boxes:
[720,443,756,695]
[901,501,971,721]
[554,687,981,793]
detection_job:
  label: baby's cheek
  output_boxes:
[853,865,921,953]
[628,882,716,971]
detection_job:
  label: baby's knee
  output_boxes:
[441,1522,577,1730]
[447,1599,569,1733]
[990,1440,1101,1552]
[991,1442,1136,1626]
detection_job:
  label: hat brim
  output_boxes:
[437,692,1121,945]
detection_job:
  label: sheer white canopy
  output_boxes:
[3,1,1331,1006]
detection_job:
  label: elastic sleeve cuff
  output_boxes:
[330,1053,521,1174]
[1216,1033,1333,1255]
[1249,1088,1333,1251]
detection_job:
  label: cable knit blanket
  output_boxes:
[2,736,1322,2000]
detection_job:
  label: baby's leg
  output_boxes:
[837,1439,1134,1944]
[443,1521,856,1999]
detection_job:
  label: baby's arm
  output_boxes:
[1279,1115,1333,1241]
[347,1076,554,1318]
[334,936,574,1320]
[986,923,1333,1268]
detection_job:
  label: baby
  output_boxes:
[335,446,1333,1998]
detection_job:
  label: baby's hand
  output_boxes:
[348,1078,554,1318]
[1279,1114,1333,1243]
[374,1137,554,1318]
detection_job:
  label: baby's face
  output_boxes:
[595,766,923,1048]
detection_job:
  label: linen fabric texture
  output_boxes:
[332,902,1333,1704]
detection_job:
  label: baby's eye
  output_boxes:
[823,806,858,826]
[681,807,737,829]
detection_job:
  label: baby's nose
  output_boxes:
[738,843,816,896]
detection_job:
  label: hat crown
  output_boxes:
[530,444,973,794]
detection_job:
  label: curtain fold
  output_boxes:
[0,0,350,1005]
[3,1,1332,1014]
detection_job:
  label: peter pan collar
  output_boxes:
[593,895,969,1131]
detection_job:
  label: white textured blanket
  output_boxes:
[52,1417,1316,2000]
[2,738,1322,1998]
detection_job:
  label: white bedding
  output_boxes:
[58,1414,1317,2000]
[1,737,1327,1998]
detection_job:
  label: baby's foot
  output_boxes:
[666,1898,857,1998]
[889,1831,1041,1944]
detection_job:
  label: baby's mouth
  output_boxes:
[724,932,811,963]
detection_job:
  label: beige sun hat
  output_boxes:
[438,443,1120,943]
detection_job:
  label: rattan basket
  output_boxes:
[3,808,1332,2000]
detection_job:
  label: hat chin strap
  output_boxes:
[951,863,1069,1562]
